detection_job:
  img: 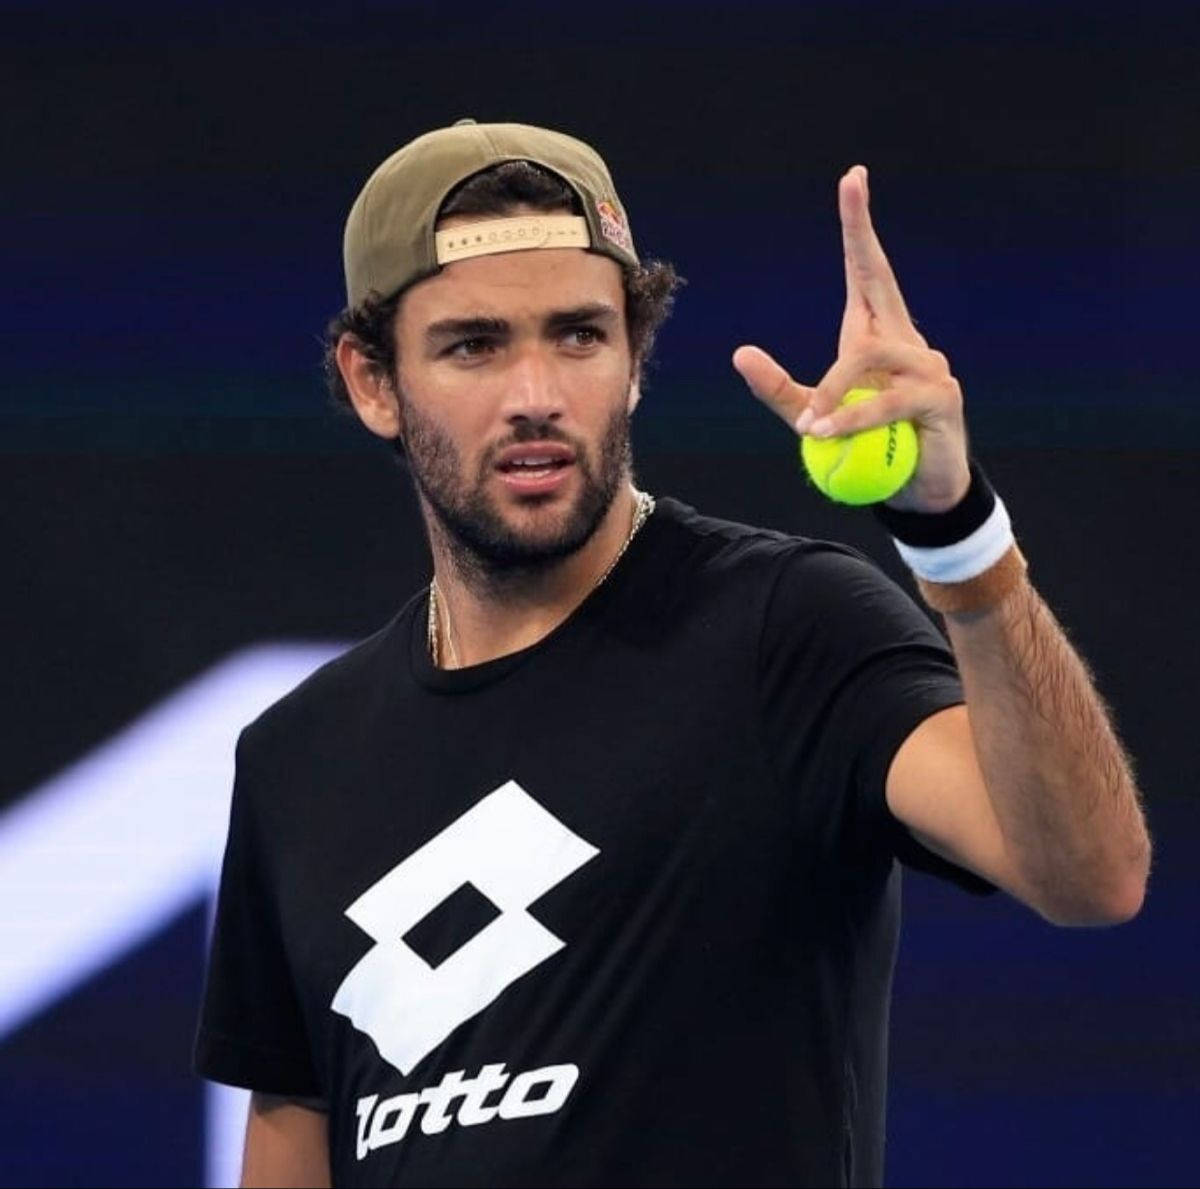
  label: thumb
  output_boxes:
[732,345,815,434]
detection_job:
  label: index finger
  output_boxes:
[732,344,816,432]
[840,165,915,333]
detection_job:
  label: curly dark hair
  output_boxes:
[321,160,682,416]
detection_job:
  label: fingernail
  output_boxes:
[809,417,835,437]
[794,407,815,435]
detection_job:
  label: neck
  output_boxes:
[428,483,641,668]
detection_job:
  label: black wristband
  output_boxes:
[871,458,997,547]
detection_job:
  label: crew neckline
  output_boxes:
[408,497,673,693]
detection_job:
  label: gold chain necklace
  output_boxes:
[428,489,655,667]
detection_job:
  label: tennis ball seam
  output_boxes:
[824,439,852,495]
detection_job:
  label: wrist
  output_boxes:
[873,459,1028,612]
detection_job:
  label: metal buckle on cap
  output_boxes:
[434,215,590,264]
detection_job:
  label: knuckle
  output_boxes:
[768,371,793,402]
[875,390,903,418]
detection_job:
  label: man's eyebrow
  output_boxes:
[423,304,619,346]
[544,303,619,330]
[424,316,509,344]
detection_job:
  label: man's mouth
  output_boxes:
[494,444,577,491]
[497,457,572,478]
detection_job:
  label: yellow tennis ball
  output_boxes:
[799,388,919,505]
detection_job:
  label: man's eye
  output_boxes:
[563,326,605,348]
[446,337,495,359]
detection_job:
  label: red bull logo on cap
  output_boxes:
[596,200,633,254]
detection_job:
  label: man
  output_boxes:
[194,120,1150,1187]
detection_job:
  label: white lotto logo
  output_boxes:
[331,780,599,1075]
[355,1061,579,1160]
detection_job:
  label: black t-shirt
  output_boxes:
[195,497,983,1188]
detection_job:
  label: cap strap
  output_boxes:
[435,215,590,264]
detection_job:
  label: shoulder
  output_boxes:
[622,497,926,664]
[644,499,949,672]
[649,496,898,602]
[237,592,420,764]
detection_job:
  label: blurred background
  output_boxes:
[2,1,1197,1184]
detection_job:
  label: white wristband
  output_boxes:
[892,494,1015,583]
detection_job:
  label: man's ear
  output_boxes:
[336,334,403,441]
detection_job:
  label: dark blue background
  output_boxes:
[2,2,1197,1185]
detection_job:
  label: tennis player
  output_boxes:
[195,120,1150,1187]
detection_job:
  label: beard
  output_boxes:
[400,399,632,582]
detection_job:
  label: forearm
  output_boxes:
[940,574,1151,924]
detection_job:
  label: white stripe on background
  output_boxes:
[0,642,345,1185]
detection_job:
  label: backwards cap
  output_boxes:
[342,119,639,308]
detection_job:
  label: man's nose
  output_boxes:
[498,343,565,424]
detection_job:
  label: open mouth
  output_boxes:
[496,457,573,480]
[493,443,578,492]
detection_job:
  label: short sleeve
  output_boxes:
[193,728,322,1094]
[757,541,992,892]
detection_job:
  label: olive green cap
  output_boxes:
[342,119,639,309]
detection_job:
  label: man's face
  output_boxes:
[390,233,638,575]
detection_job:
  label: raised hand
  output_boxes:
[732,165,972,513]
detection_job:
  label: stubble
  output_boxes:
[400,400,632,591]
